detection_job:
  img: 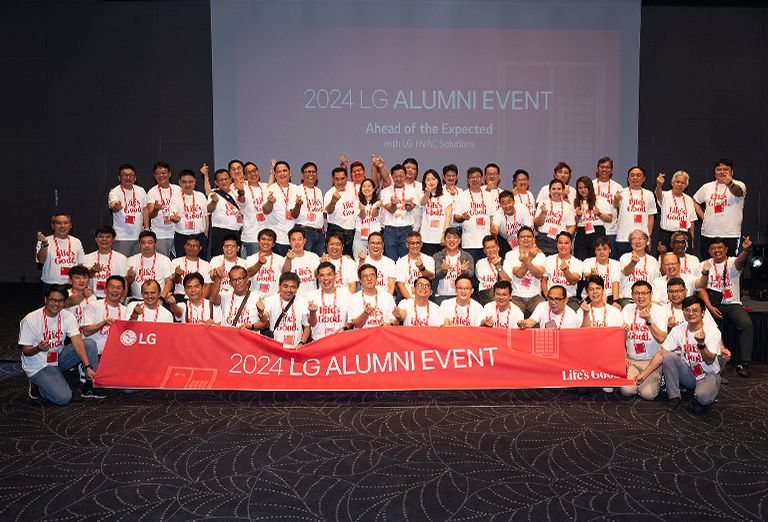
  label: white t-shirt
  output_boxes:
[453,189,493,249]
[435,252,464,297]
[701,256,743,305]
[365,255,397,293]
[395,254,436,296]
[127,252,173,299]
[581,258,621,297]
[481,186,501,215]
[380,184,421,227]
[83,300,130,354]
[665,253,700,277]
[592,179,623,235]
[83,250,129,298]
[440,298,484,327]
[66,294,98,327]
[482,302,524,328]
[262,293,310,348]
[208,255,247,293]
[209,187,243,231]
[307,288,351,340]
[174,299,222,325]
[503,249,545,298]
[530,302,580,329]
[577,304,624,328]
[575,196,613,230]
[544,255,583,298]
[246,253,285,297]
[513,190,537,218]
[348,289,397,328]
[324,185,358,230]
[171,190,208,235]
[219,289,260,327]
[356,201,383,239]
[651,274,697,305]
[535,200,576,238]
[265,183,299,244]
[618,253,660,299]
[622,303,668,360]
[615,188,657,242]
[240,182,268,242]
[662,322,722,374]
[666,303,718,330]
[18,308,81,377]
[475,257,501,292]
[125,301,174,323]
[38,235,85,284]
[328,255,359,290]
[397,299,443,326]
[146,184,181,239]
[295,184,326,230]
[108,184,147,240]
[287,252,320,296]
[169,257,212,295]
[693,180,746,238]
[492,204,533,249]
[658,191,698,232]
[420,193,454,244]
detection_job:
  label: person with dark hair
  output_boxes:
[227,159,245,184]
[592,156,622,258]
[504,226,546,316]
[324,166,357,256]
[475,235,512,306]
[207,168,243,258]
[169,272,222,325]
[453,166,492,262]
[339,153,373,193]
[581,236,620,307]
[693,158,746,256]
[64,265,97,326]
[282,226,320,296]
[478,280,523,328]
[542,232,582,311]
[511,169,536,217]
[482,163,502,215]
[613,166,657,258]
[349,264,398,328]
[403,157,420,189]
[295,162,325,256]
[263,160,301,256]
[657,231,700,276]
[353,178,382,256]
[395,231,436,300]
[167,235,212,301]
[84,225,129,299]
[534,179,576,256]
[125,230,173,301]
[245,228,284,298]
[209,265,260,328]
[666,276,720,331]
[638,295,723,413]
[440,275,484,326]
[250,272,310,349]
[698,235,754,377]
[239,162,269,257]
[579,275,624,328]
[393,275,443,326]
[146,161,179,257]
[209,234,246,294]
[357,232,396,294]
[491,189,533,257]
[307,261,351,341]
[36,213,85,290]
[652,253,705,305]
[655,170,697,254]
[573,175,612,260]
[171,169,209,260]
[108,163,147,256]
[81,275,130,355]
[380,163,420,260]
[517,285,579,329]
[619,280,667,400]
[320,231,359,293]
[536,162,574,204]
[419,169,454,256]
[442,163,462,199]
[19,284,102,403]
[432,228,474,304]
[618,228,660,307]
[126,280,174,323]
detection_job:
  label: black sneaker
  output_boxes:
[81,383,107,399]
[735,363,751,378]
[28,382,40,400]
[666,397,683,412]
[687,400,710,415]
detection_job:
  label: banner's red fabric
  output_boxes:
[94,321,632,390]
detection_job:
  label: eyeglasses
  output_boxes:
[415,283,431,289]
[632,291,651,296]
[47,297,66,303]
[548,297,565,302]
[360,273,377,279]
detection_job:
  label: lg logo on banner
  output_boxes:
[120,329,157,347]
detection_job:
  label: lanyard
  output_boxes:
[595,260,611,286]
[182,192,196,219]
[303,185,319,208]
[158,186,172,208]
[139,253,157,281]
[321,289,337,309]
[710,182,728,206]
[503,211,519,237]
[121,187,138,210]
[184,257,200,274]
[589,304,607,327]
[454,301,471,325]
[517,191,532,208]
[469,190,486,213]
[547,200,563,225]
[99,250,113,278]
[249,183,264,209]
[548,307,566,328]
[413,301,430,325]
[278,184,291,206]
[53,236,72,259]
[671,193,687,214]
[496,306,510,328]
[188,300,208,323]
[142,305,160,322]
[42,310,62,346]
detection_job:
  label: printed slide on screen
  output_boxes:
[211,0,640,190]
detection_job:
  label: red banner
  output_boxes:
[94,321,632,390]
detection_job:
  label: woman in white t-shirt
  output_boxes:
[533,179,576,256]
[573,176,613,261]
[419,169,453,256]
[353,178,382,257]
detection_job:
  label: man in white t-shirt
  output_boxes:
[145,161,180,257]
[432,228,474,304]
[126,230,173,301]
[126,280,174,323]
[654,170,697,253]
[542,232,583,311]
[380,163,421,261]
[651,253,704,305]
[19,285,101,404]
[209,235,246,294]
[475,235,513,306]
[207,168,244,257]
[480,280,525,329]
[84,225,129,299]
[637,295,722,414]
[657,231,700,276]
[578,275,624,328]
[64,265,97,326]
[210,265,260,328]
[294,161,326,256]
[518,285,580,329]
[239,162,270,257]
[322,231,359,294]
[440,275,484,326]
[108,163,147,256]
[618,229,660,306]
[251,272,311,349]
[171,169,209,260]
[503,226,546,316]
[325,166,358,256]
[393,275,443,326]
[395,231,436,300]
[282,227,320,296]
[245,228,285,298]
[453,166,493,262]
[491,189,533,257]
[169,272,222,326]
[36,212,85,288]
[358,232,397,294]
[693,158,746,257]
[592,156,623,258]
[166,236,212,299]
[307,261,351,341]
[612,166,657,258]
[349,264,398,328]
[81,275,131,354]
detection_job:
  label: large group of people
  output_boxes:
[22,154,755,413]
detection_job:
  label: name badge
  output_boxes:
[124,215,135,224]
[395,211,405,222]
[714,204,725,214]
[60,267,70,277]
[679,220,687,230]
[259,283,270,294]
[361,227,370,238]
[633,214,643,223]
[634,342,646,355]
[521,277,531,288]
[236,215,243,224]
[722,288,733,299]
[691,363,705,380]
[547,227,558,239]
[475,217,485,227]
[307,212,317,222]
[283,335,295,348]
[256,213,265,222]
[324,327,336,337]
[284,211,294,220]
[47,350,59,365]
[163,216,172,225]
[430,219,441,229]
[184,221,195,230]
[508,238,518,249]
[96,281,106,291]
[585,222,595,234]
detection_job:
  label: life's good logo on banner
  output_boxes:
[96,321,632,391]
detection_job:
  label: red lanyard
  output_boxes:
[278,299,296,330]
[184,258,200,274]
[188,300,208,323]
[496,306,510,328]
[632,307,650,331]
[596,181,612,201]
[321,289,337,309]
[139,254,157,281]
[158,186,172,208]
[121,187,138,210]
[105,301,118,321]
[504,211,519,236]
[182,193,196,219]
[671,193,687,214]
[595,260,611,286]
[589,304,606,327]
[142,305,159,322]
[303,186,319,207]
[469,190,486,213]
[397,186,406,208]
[548,201,563,224]
[278,184,291,206]
[555,256,570,282]
[715,258,730,288]
[227,292,245,325]
[100,251,113,277]
[334,257,344,286]
[53,236,72,259]
[517,192,532,208]
[42,311,62,345]
[249,183,264,209]
[413,301,430,325]
[629,189,644,209]
[548,307,566,328]
[454,301,470,325]
[710,183,727,206]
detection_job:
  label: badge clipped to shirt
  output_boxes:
[96,281,106,291]
[124,215,135,225]
[547,227,558,239]
[585,222,595,234]
[395,210,405,222]
[256,213,265,222]
[307,212,317,222]
[46,349,59,366]
[284,211,294,220]
[508,238,518,249]
[691,363,705,380]
[259,283,270,294]
[430,219,441,229]
[714,204,725,215]
[184,221,195,230]
[521,277,531,288]
[475,216,485,227]
[633,214,643,223]
[60,267,70,277]
[361,227,370,239]
[236,215,244,224]
[634,342,646,355]
[722,288,733,300]
[679,220,687,230]
[282,335,295,349]
[163,215,172,225]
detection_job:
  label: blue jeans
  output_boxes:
[242,241,260,257]
[383,225,412,261]
[30,339,99,405]
[273,243,290,256]
[303,227,325,257]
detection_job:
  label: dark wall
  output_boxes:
[0,0,213,282]
[1,2,765,282]
[638,5,767,247]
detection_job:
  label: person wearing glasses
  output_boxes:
[651,253,706,305]
[619,280,667,400]
[393,276,443,326]
[349,264,398,328]
[394,231,436,301]
[618,229,660,308]
[36,213,85,291]
[517,285,580,329]
[209,265,260,328]
[657,231,700,276]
